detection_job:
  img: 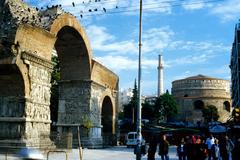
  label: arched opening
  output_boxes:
[55,26,91,80]
[50,26,91,132]
[0,65,25,139]
[101,96,113,146]
[193,100,204,110]
[223,101,231,112]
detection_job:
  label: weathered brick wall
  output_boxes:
[58,80,91,125]
[0,0,119,149]
[91,60,119,90]
[172,76,231,123]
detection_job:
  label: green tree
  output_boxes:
[50,56,60,129]
[154,90,178,122]
[142,101,155,121]
[118,111,124,120]
[123,79,138,124]
[202,105,219,123]
[121,79,139,133]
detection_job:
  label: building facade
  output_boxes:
[118,88,133,112]
[172,75,231,124]
[230,22,240,107]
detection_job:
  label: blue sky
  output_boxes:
[25,0,239,95]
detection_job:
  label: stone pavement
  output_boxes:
[1,146,178,160]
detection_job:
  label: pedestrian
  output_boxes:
[205,133,215,160]
[211,138,221,160]
[185,136,193,160]
[158,134,169,160]
[148,135,157,160]
[177,138,186,160]
[195,136,206,160]
[232,138,240,160]
[192,135,197,144]
[196,135,201,144]
[219,135,234,160]
[191,135,198,158]
[134,137,146,156]
[199,139,208,160]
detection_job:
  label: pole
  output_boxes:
[77,126,83,160]
[136,0,143,160]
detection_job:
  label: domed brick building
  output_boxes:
[171,75,231,124]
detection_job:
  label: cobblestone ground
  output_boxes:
[1,146,178,160]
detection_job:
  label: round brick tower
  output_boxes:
[172,75,231,124]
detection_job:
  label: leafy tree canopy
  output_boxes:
[142,90,178,123]
[123,79,138,124]
[50,56,60,126]
[154,90,178,122]
[202,105,219,123]
[142,101,155,120]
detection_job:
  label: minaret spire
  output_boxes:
[158,54,164,96]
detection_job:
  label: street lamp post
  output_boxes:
[136,0,143,160]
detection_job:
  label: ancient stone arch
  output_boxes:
[0,0,118,148]
[101,95,117,146]
[193,100,205,110]
[223,101,231,112]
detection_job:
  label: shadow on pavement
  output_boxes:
[97,146,135,153]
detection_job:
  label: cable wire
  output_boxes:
[75,0,225,18]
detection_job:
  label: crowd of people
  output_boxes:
[147,134,170,160]
[146,133,240,160]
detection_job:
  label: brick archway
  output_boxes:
[0,65,25,140]
[0,1,118,149]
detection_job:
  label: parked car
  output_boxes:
[126,132,145,148]
[126,132,138,147]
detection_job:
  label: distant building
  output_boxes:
[230,22,240,107]
[172,75,231,124]
[118,88,133,112]
[144,96,157,105]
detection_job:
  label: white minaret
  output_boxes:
[158,54,164,96]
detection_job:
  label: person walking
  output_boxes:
[177,138,186,160]
[206,133,215,160]
[219,135,234,160]
[185,136,193,160]
[148,135,158,160]
[158,134,169,160]
[232,137,240,160]
[211,138,221,160]
[195,136,207,160]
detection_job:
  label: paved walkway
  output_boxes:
[1,146,178,160]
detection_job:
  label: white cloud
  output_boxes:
[95,55,158,71]
[213,65,230,75]
[142,59,158,69]
[142,27,174,53]
[86,25,138,55]
[87,25,230,71]
[169,40,230,54]
[25,0,173,17]
[211,0,240,21]
[172,71,193,81]
[86,25,174,55]
[94,56,138,71]
[165,54,214,68]
[182,0,205,10]
[121,0,172,16]
[25,0,172,22]
[142,0,172,14]
[165,40,230,68]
